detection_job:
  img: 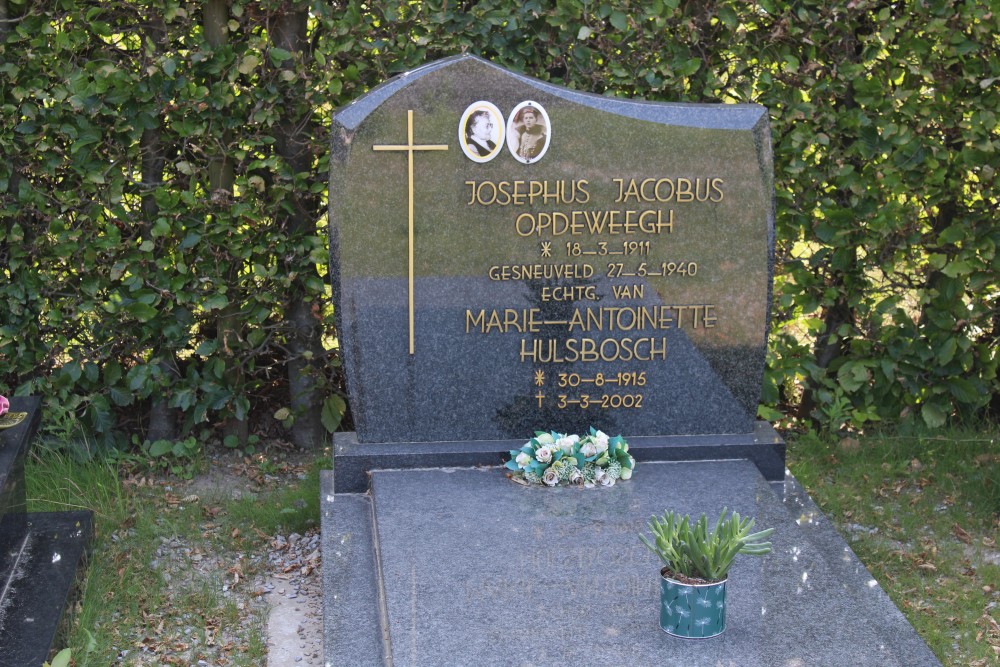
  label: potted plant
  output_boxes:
[639,507,773,638]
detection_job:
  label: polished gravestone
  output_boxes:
[322,461,941,666]
[329,54,783,492]
[322,56,937,665]
[0,397,93,666]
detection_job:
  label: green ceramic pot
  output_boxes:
[659,570,727,638]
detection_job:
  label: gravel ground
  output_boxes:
[112,450,325,665]
[262,531,324,666]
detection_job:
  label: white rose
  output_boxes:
[568,468,583,485]
[535,446,553,464]
[515,452,532,469]
[600,475,615,487]
[580,441,598,458]
[593,430,610,453]
[555,434,579,454]
[542,467,560,486]
[593,466,606,482]
[536,433,555,445]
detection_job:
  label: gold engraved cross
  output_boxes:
[372,110,448,355]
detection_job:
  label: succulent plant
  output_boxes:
[639,507,773,582]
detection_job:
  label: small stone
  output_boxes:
[838,437,860,453]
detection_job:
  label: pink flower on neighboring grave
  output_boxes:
[0,395,8,417]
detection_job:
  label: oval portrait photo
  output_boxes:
[459,101,504,163]
[506,101,550,164]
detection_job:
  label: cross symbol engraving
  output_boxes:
[373,110,449,355]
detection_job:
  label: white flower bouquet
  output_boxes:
[504,427,635,487]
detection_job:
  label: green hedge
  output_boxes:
[1,0,996,447]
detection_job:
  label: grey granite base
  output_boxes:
[332,421,785,493]
[321,460,939,666]
[321,485,386,666]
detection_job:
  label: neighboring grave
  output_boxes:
[0,397,93,665]
[329,55,783,492]
[322,56,940,666]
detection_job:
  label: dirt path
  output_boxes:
[156,448,327,666]
[262,532,324,666]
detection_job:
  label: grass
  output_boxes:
[787,424,1000,667]
[25,445,329,666]
[22,426,999,665]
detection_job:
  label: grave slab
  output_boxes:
[0,397,94,666]
[0,511,93,666]
[322,461,940,666]
[320,480,386,665]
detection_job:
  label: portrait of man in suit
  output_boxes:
[459,102,504,163]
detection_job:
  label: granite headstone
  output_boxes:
[329,55,775,447]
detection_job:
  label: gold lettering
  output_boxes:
[529,180,544,203]
[466,308,540,333]
[640,178,657,202]
[663,209,675,233]
[587,308,604,332]
[710,178,724,202]
[512,180,526,205]
[695,178,711,202]
[519,209,672,237]
[465,309,485,333]
[610,176,723,203]
[487,264,595,280]
[520,337,670,363]
[621,179,641,203]
[467,180,593,206]
[676,178,693,202]
[514,213,535,237]
[497,180,512,206]
[556,306,718,332]
[610,284,645,299]
[540,285,599,302]
[477,180,498,205]
[703,304,717,328]
[613,178,624,203]
[654,178,674,202]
